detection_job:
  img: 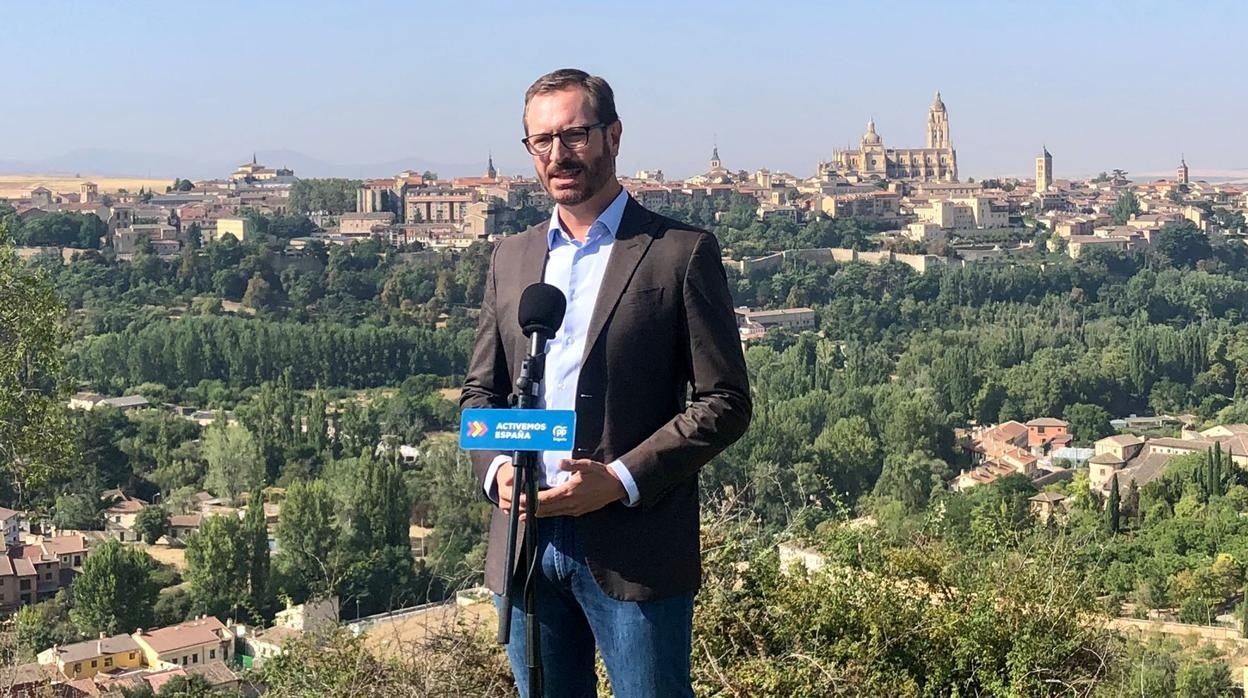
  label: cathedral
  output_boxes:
[819,92,958,182]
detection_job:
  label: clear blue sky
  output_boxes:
[4,0,1245,180]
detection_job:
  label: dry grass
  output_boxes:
[437,387,462,403]
[360,600,496,660]
[138,543,187,572]
[0,174,176,199]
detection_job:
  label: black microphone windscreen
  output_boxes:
[518,283,567,338]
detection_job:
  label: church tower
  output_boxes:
[710,145,721,171]
[486,152,497,179]
[1177,156,1189,185]
[1036,146,1053,193]
[926,91,950,150]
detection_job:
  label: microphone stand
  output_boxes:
[499,331,547,696]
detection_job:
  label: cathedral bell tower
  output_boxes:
[927,91,950,150]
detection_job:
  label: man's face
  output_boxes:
[524,88,620,206]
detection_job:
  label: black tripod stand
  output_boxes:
[498,335,547,696]
[497,281,567,698]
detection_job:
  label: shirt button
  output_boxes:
[565,337,574,345]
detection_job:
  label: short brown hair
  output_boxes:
[523,68,618,133]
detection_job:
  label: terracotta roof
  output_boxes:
[106,500,146,514]
[251,625,302,647]
[1088,453,1125,465]
[53,634,141,664]
[1120,452,1178,489]
[15,544,53,562]
[169,513,203,528]
[43,535,88,556]
[65,677,100,695]
[0,506,22,521]
[12,557,36,576]
[0,662,59,688]
[1029,492,1068,503]
[187,659,239,686]
[1099,434,1145,447]
[982,421,1029,442]
[136,616,227,654]
[1025,417,1068,428]
[1147,437,1212,451]
[143,666,188,693]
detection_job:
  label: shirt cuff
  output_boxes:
[483,454,512,504]
[607,460,640,507]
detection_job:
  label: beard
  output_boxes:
[540,150,615,206]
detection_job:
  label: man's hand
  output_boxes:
[495,460,518,513]
[531,459,627,517]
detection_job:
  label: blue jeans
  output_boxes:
[494,516,695,698]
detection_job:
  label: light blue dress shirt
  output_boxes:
[483,187,641,507]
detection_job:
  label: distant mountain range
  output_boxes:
[0,148,499,180]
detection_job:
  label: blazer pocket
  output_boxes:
[617,287,664,309]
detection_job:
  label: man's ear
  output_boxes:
[608,121,623,157]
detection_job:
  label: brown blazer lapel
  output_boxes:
[581,197,656,363]
[509,223,551,358]
[515,222,550,291]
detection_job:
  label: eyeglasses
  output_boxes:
[522,122,608,156]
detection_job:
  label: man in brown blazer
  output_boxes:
[460,68,751,698]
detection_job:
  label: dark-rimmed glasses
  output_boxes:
[522,122,608,156]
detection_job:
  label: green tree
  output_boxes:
[0,227,73,503]
[134,505,170,545]
[202,422,264,501]
[14,592,80,661]
[1063,403,1113,444]
[351,449,411,551]
[1112,190,1141,225]
[241,272,276,310]
[153,586,193,628]
[289,178,360,215]
[1154,221,1212,268]
[74,406,136,490]
[275,479,339,601]
[1106,474,1121,534]
[1175,660,1233,697]
[872,451,944,513]
[53,492,103,530]
[185,514,249,620]
[243,488,273,616]
[69,539,158,636]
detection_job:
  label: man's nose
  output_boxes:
[548,136,569,160]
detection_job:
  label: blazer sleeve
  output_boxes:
[459,242,511,493]
[620,232,752,509]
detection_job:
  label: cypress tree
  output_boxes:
[1106,474,1121,535]
[1213,442,1225,497]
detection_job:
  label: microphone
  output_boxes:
[518,282,567,341]
[514,283,566,409]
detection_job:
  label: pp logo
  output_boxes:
[552,425,569,440]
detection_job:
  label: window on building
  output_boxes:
[74,556,82,566]
[74,663,81,673]
[210,649,216,659]
[19,580,30,590]
[130,652,136,660]
[105,658,112,667]
[91,660,97,668]
[193,654,198,663]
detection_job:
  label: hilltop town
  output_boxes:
[5,91,1248,695]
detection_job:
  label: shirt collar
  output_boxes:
[547,187,629,249]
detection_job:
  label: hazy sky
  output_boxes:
[5,0,1246,180]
